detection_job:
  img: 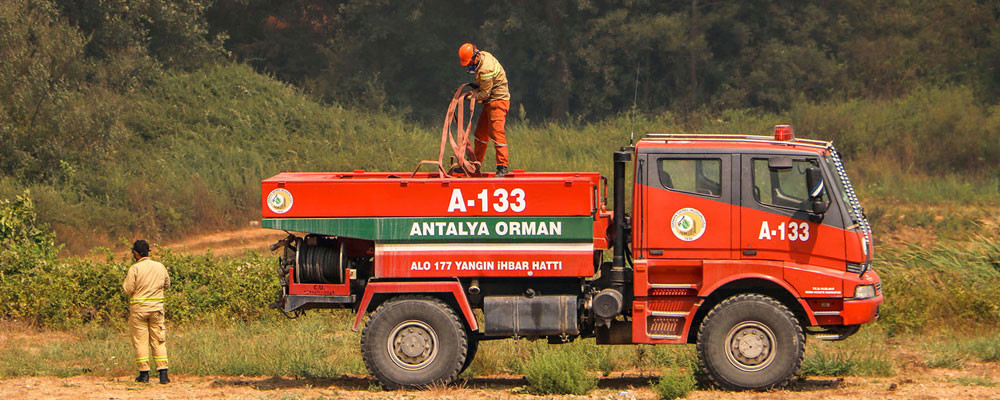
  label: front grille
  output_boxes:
[847,263,864,274]
[875,282,882,294]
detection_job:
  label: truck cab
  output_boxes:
[260,125,881,391]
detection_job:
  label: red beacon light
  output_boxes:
[774,124,795,141]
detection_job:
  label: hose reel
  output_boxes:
[295,235,345,284]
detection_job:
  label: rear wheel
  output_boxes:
[696,294,804,391]
[361,295,468,389]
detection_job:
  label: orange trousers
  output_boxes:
[473,100,510,167]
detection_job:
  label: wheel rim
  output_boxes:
[387,320,438,371]
[724,321,777,372]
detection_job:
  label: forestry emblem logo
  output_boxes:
[671,208,706,241]
[267,188,293,214]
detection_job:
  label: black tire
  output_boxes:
[361,295,468,389]
[696,294,804,391]
[459,336,478,375]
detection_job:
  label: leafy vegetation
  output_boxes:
[0,190,278,327]
[522,347,597,395]
[652,368,696,400]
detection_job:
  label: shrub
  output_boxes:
[0,193,280,327]
[0,191,61,270]
[523,348,597,395]
[653,368,696,399]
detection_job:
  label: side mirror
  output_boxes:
[812,200,829,214]
[805,167,828,215]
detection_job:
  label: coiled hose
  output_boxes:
[296,241,342,284]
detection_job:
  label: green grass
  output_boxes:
[0,313,364,378]
[925,334,1000,367]
[800,351,895,377]
[875,237,1000,335]
[952,376,998,387]
[964,336,1000,362]
[800,327,895,378]
[926,351,968,369]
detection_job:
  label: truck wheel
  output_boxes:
[361,295,468,389]
[459,336,478,375]
[696,294,804,391]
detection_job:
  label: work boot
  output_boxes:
[158,369,170,384]
[136,370,149,383]
[495,166,509,178]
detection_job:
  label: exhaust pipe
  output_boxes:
[611,150,631,289]
[594,149,632,320]
[468,279,481,295]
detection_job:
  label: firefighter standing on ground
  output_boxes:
[123,240,171,384]
[459,43,511,177]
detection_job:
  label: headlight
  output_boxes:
[853,284,876,299]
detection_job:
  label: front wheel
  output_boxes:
[696,294,804,391]
[459,336,478,375]
[361,295,468,389]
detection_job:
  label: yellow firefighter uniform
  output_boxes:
[123,257,170,371]
[471,51,510,103]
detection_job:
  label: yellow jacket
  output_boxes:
[473,51,510,103]
[123,257,170,313]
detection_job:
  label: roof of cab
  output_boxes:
[636,134,831,156]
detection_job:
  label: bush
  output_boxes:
[0,193,280,328]
[653,368,696,399]
[523,348,597,395]
[0,191,61,268]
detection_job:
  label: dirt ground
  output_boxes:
[1,364,998,400]
[159,227,288,257]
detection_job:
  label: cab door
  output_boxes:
[643,154,735,260]
[739,155,845,269]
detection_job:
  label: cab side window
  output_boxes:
[657,158,722,197]
[752,158,827,210]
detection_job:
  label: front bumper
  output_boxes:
[842,294,882,325]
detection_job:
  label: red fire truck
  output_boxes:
[262,125,882,390]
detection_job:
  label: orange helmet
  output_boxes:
[458,43,478,66]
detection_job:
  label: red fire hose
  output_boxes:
[412,84,480,177]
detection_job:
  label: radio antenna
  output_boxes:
[629,64,639,146]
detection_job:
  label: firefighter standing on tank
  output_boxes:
[123,240,171,384]
[459,43,511,177]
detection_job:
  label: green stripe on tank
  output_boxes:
[262,216,594,243]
